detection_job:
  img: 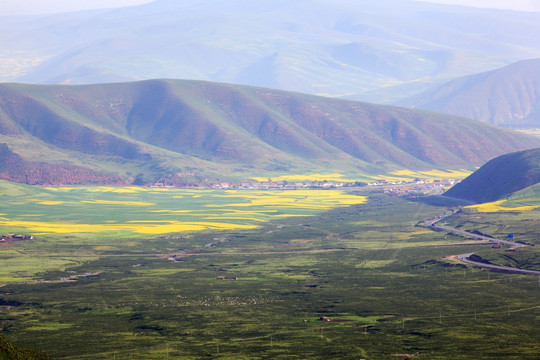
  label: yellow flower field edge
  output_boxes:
[388,169,472,181]
[465,199,540,213]
[250,169,472,183]
[0,188,367,237]
[0,219,259,234]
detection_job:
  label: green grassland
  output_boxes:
[0,184,539,359]
[0,333,51,360]
[506,182,540,205]
[0,181,366,236]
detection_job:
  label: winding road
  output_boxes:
[425,213,540,276]
[456,252,540,275]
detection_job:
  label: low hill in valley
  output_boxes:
[444,148,540,203]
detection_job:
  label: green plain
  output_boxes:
[0,183,538,359]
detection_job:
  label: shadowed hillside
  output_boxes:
[444,148,540,203]
[1,79,539,185]
[398,59,540,129]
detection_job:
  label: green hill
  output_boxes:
[1,80,539,185]
[0,335,50,360]
[444,148,540,203]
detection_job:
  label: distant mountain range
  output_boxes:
[444,147,540,203]
[1,79,539,185]
[398,59,540,129]
[2,0,540,103]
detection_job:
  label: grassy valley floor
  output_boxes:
[0,187,538,359]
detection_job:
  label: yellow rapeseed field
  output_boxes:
[389,169,472,180]
[466,199,540,212]
[0,188,367,237]
[87,187,147,193]
[207,190,365,209]
[81,200,156,206]
[36,201,64,205]
[0,219,257,234]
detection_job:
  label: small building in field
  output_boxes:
[217,276,237,281]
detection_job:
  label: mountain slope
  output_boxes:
[398,59,540,128]
[2,0,540,102]
[1,79,539,185]
[444,148,540,203]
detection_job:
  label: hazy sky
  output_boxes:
[0,0,154,15]
[1,0,539,15]
[419,0,540,12]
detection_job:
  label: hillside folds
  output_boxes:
[398,59,540,129]
[444,147,540,203]
[1,79,540,185]
[0,143,126,185]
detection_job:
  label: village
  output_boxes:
[149,177,460,196]
[0,234,34,246]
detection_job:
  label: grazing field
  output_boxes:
[0,184,539,359]
[0,182,366,238]
[464,199,539,212]
[0,182,365,282]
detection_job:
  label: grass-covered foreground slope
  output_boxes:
[445,147,540,203]
[0,335,50,360]
[1,80,539,185]
[1,191,539,359]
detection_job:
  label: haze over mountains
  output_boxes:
[1,80,539,185]
[398,59,540,128]
[2,0,540,103]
